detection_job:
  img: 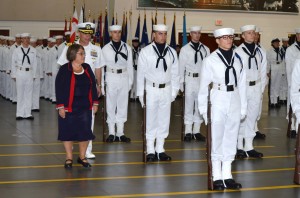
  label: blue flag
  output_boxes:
[141,14,149,47]
[182,14,188,46]
[170,14,176,49]
[135,14,140,39]
[103,11,110,45]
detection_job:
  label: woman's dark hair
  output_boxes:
[66,44,85,62]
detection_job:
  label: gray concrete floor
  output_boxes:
[0,93,299,198]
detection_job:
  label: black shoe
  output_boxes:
[12,102,17,104]
[287,130,297,138]
[40,96,45,99]
[16,116,23,120]
[64,159,73,169]
[119,135,131,143]
[246,149,263,158]
[146,153,157,162]
[254,131,266,139]
[194,133,206,142]
[77,157,91,168]
[32,109,40,112]
[283,100,287,104]
[275,103,280,108]
[156,152,172,161]
[236,149,247,159]
[26,116,34,120]
[106,135,115,143]
[270,103,275,108]
[224,179,242,189]
[52,101,56,104]
[114,136,120,142]
[213,180,225,191]
[184,133,192,142]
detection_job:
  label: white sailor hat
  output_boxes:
[15,33,21,38]
[77,22,95,34]
[37,37,43,40]
[55,35,63,40]
[21,33,31,38]
[0,36,4,40]
[190,26,202,32]
[132,37,139,42]
[43,36,48,40]
[295,28,300,33]
[255,27,261,33]
[153,24,168,32]
[214,28,235,38]
[30,37,37,42]
[240,25,256,33]
[65,31,71,36]
[109,25,122,32]
[271,38,280,43]
[8,37,16,41]
[282,38,289,42]
[48,38,56,42]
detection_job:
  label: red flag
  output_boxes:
[70,9,78,43]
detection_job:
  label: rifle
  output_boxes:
[142,90,147,163]
[206,84,213,190]
[181,82,185,141]
[293,124,300,184]
[102,82,107,142]
[287,104,293,138]
[268,71,271,107]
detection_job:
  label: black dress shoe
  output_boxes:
[287,130,297,138]
[26,116,34,120]
[106,135,115,143]
[156,152,172,161]
[77,157,91,167]
[16,116,23,120]
[184,133,192,142]
[119,135,131,143]
[275,103,280,108]
[64,159,73,169]
[32,109,40,112]
[254,131,266,139]
[213,180,225,190]
[194,133,206,142]
[146,153,157,162]
[12,102,17,104]
[224,179,242,189]
[246,149,263,158]
[236,149,247,159]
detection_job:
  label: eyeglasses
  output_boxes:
[218,35,234,40]
[77,52,86,56]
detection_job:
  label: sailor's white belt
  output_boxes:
[106,67,127,74]
[186,71,199,78]
[17,66,31,71]
[146,79,170,88]
[212,83,236,92]
[247,79,261,86]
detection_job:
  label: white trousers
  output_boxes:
[106,73,129,124]
[146,84,172,154]
[16,70,33,117]
[32,78,40,110]
[130,69,137,99]
[279,73,288,100]
[270,69,281,104]
[6,73,12,100]
[238,84,262,151]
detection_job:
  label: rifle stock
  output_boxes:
[143,90,147,163]
[294,124,300,184]
[102,83,107,142]
[287,105,293,138]
[181,83,185,141]
[206,85,213,190]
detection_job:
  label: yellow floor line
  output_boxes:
[0,146,275,157]
[0,167,294,185]
[71,184,300,198]
[0,155,295,170]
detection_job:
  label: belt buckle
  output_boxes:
[159,84,165,88]
[249,81,255,86]
[276,61,280,64]
[26,68,30,71]
[117,69,122,74]
[227,85,234,92]
[193,73,198,77]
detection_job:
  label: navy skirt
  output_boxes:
[58,108,95,141]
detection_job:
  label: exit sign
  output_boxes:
[215,20,223,26]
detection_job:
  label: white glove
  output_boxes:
[101,86,105,96]
[180,83,184,92]
[139,96,144,108]
[240,114,246,120]
[202,113,208,125]
[171,94,177,102]
[171,89,178,102]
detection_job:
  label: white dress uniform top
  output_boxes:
[267,39,284,105]
[11,33,37,118]
[57,22,103,157]
[235,25,267,156]
[198,28,247,182]
[137,25,180,155]
[5,37,15,101]
[179,27,210,137]
[101,36,133,137]
[43,39,54,100]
